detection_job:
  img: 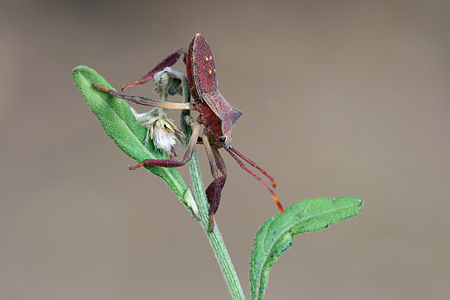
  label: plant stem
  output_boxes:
[170,68,244,299]
[188,151,245,299]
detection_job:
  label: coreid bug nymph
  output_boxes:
[93,33,284,231]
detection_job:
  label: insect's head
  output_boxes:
[219,133,232,149]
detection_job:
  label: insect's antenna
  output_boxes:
[225,148,284,213]
[228,146,277,188]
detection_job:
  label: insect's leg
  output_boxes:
[212,146,227,176]
[129,122,201,169]
[225,147,285,213]
[203,135,219,178]
[208,146,228,232]
[202,136,227,232]
[121,48,186,91]
[228,146,276,188]
[93,83,190,110]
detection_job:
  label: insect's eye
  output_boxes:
[219,136,226,143]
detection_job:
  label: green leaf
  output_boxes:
[72,65,195,215]
[249,196,363,300]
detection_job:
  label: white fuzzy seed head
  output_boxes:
[130,107,184,155]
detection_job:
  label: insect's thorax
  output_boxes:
[193,100,223,137]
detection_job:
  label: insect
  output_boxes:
[93,33,284,231]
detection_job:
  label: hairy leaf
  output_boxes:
[250,196,363,300]
[72,65,196,215]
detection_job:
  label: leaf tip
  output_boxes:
[72,65,96,81]
[358,198,364,207]
[72,65,86,76]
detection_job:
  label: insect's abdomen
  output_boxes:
[189,33,242,135]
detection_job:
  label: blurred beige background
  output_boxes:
[1,0,449,299]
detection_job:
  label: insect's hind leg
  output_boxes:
[129,122,202,169]
[203,138,227,232]
[121,48,186,91]
[212,146,227,176]
[93,83,190,110]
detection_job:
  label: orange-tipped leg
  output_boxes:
[121,80,140,92]
[129,161,145,170]
[272,192,285,213]
[209,215,215,233]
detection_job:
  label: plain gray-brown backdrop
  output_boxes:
[1,0,449,299]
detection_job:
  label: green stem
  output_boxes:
[169,68,245,299]
[188,151,245,299]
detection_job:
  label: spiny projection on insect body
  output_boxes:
[93,33,284,232]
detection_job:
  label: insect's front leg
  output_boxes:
[121,48,186,91]
[93,83,191,110]
[129,122,202,169]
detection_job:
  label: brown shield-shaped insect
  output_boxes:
[93,33,284,231]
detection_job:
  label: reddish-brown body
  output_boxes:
[186,34,242,141]
[93,33,283,232]
[194,100,221,137]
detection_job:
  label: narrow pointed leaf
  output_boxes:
[250,196,363,300]
[72,65,195,214]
